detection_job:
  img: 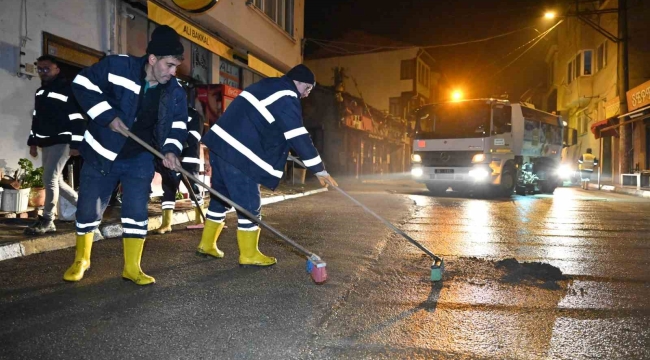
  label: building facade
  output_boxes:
[0,0,304,176]
[544,0,650,184]
[301,86,411,179]
[305,47,441,123]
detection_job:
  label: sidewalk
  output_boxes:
[0,180,327,261]
[586,180,650,198]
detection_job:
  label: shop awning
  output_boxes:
[596,104,650,135]
[617,104,650,120]
[591,119,618,139]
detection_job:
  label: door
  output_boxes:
[602,136,612,177]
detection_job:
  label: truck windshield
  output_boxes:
[415,101,491,139]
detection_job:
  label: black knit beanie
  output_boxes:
[147,25,184,57]
[286,64,315,85]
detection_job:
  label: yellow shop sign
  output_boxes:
[148,1,233,61]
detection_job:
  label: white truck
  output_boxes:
[410,99,575,197]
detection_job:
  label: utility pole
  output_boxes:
[617,0,631,176]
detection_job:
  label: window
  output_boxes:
[253,0,294,36]
[400,59,415,80]
[389,97,401,117]
[575,50,593,77]
[596,41,607,72]
[417,61,429,87]
[581,50,593,75]
[567,50,593,83]
[579,113,588,135]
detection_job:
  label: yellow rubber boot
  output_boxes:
[154,209,173,234]
[63,232,94,282]
[194,207,205,225]
[237,228,276,266]
[122,237,155,285]
[196,220,225,258]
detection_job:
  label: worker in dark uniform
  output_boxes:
[154,106,205,233]
[197,64,337,267]
[64,25,188,285]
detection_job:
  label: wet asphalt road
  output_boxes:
[0,181,649,359]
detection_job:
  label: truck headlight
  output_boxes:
[468,168,490,180]
[411,167,424,177]
[557,165,572,179]
[472,154,486,163]
[411,154,422,163]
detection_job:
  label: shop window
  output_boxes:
[220,59,241,88]
[242,69,265,88]
[253,0,294,36]
[191,42,210,84]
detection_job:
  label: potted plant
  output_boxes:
[18,158,46,208]
[0,160,35,212]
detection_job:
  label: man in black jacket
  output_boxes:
[25,55,85,235]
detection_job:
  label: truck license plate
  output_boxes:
[435,169,454,174]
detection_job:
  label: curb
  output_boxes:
[0,188,328,262]
[588,183,650,198]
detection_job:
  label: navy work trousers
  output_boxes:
[75,152,154,239]
[206,154,260,231]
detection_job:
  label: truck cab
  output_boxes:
[411,99,570,197]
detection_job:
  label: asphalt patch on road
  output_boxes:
[440,256,569,290]
[495,258,567,289]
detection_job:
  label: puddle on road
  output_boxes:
[439,256,569,290]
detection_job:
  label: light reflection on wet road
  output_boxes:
[317,185,650,359]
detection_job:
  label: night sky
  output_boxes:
[305,0,565,101]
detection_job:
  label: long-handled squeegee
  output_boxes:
[180,174,207,230]
[289,155,443,281]
[123,130,328,284]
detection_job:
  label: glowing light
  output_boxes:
[544,11,556,19]
[411,167,424,177]
[468,168,490,180]
[451,90,463,101]
[411,154,422,163]
[472,154,486,163]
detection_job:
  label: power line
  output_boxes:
[467,23,556,80]
[306,24,536,55]
[490,20,563,79]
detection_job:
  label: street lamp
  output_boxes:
[544,11,556,20]
[451,90,463,102]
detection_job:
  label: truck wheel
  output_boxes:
[426,184,448,196]
[540,180,558,194]
[515,185,527,196]
[499,166,516,197]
